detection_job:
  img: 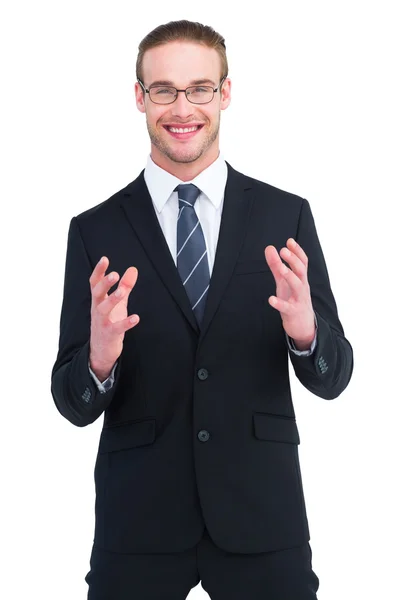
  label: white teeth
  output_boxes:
[168,126,199,133]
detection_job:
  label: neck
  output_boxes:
[150,146,220,181]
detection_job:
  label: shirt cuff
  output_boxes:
[88,360,118,394]
[286,313,318,356]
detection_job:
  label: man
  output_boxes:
[51,19,353,600]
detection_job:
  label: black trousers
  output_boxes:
[85,528,319,599]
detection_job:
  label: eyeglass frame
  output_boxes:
[137,76,227,105]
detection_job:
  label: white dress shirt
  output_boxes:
[144,152,227,272]
[89,153,316,392]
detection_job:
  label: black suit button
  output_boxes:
[198,430,210,442]
[197,368,209,380]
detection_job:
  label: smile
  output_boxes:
[163,124,204,139]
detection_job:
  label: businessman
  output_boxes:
[51,19,353,599]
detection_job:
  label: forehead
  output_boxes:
[141,41,221,86]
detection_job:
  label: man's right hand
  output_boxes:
[89,256,140,381]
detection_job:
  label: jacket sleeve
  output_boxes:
[288,198,354,400]
[50,217,121,426]
[88,359,118,393]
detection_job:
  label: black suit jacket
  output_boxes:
[51,162,353,554]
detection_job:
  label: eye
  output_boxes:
[189,87,210,94]
[153,87,175,95]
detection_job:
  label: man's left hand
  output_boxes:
[264,238,315,350]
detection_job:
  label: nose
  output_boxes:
[170,91,195,120]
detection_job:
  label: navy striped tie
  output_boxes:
[175,183,210,325]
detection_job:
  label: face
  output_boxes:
[135,41,231,174]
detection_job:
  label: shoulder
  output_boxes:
[74,170,145,225]
[227,162,307,209]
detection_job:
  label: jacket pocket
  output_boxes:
[99,418,156,454]
[253,412,300,444]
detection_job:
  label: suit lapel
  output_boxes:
[199,163,253,342]
[120,163,254,339]
[120,171,199,333]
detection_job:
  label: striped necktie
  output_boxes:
[175,183,210,325]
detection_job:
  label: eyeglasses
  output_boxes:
[137,76,227,105]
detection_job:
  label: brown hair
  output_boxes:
[136,20,228,83]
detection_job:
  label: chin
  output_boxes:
[155,138,206,164]
[149,127,218,166]
[166,148,205,164]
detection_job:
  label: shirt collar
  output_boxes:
[144,153,228,213]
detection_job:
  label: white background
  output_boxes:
[1,1,399,598]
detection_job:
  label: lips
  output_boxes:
[163,124,204,140]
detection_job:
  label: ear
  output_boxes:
[135,81,146,113]
[220,77,232,111]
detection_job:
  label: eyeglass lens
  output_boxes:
[149,86,214,104]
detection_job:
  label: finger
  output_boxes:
[268,295,295,315]
[118,266,139,292]
[279,263,303,299]
[96,281,127,316]
[96,268,139,317]
[108,313,140,336]
[287,238,308,268]
[89,256,110,289]
[91,270,120,306]
[279,247,307,280]
[264,245,284,281]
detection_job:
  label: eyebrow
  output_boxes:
[148,78,217,87]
